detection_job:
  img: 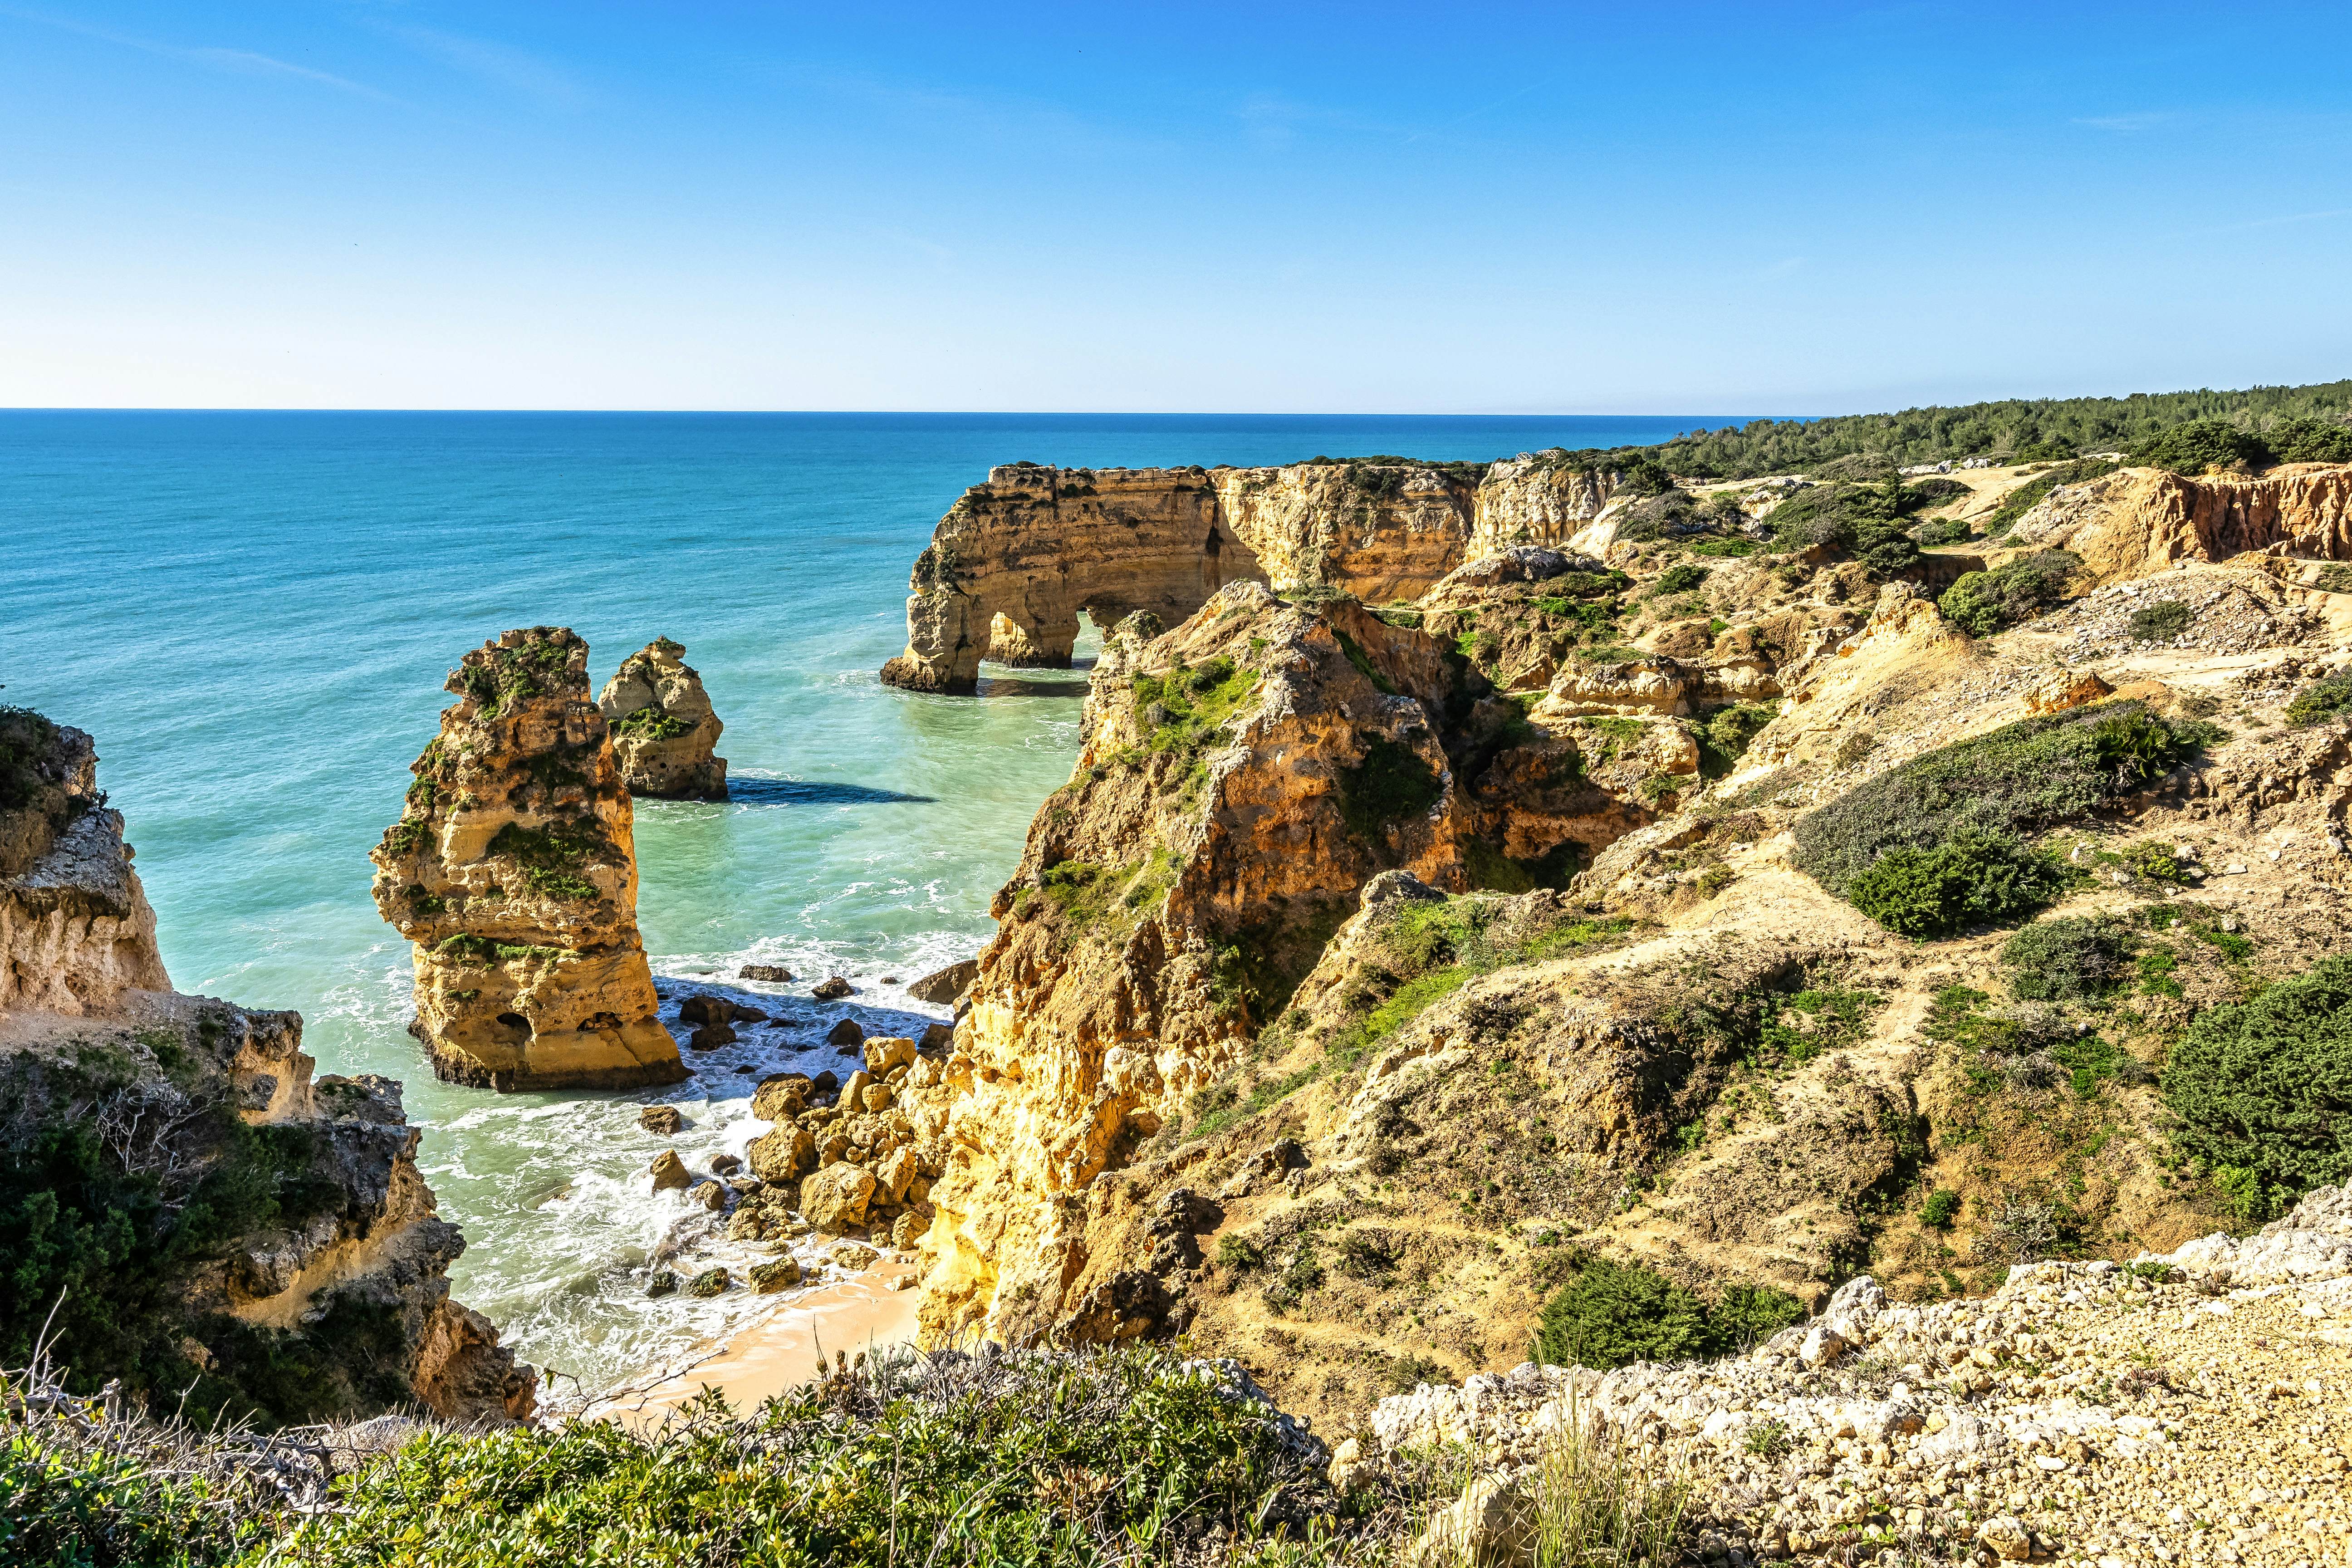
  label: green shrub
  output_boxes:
[2128,600,2193,642]
[484,822,602,901]
[1534,1260,1806,1369]
[1534,1258,1708,1370]
[0,706,63,815]
[2267,414,2352,464]
[1938,549,2079,636]
[1706,1283,1808,1351]
[2286,674,2352,727]
[225,1348,1338,1568]
[1793,702,2205,931]
[1695,702,1776,778]
[2163,956,2352,1219]
[608,706,696,741]
[1766,480,1930,575]
[1337,737,1444,842]
[1653,563,1709,595]
[1920,1189,1962,1229]
[2132,420,2269,474]
[1844,833,2077,938]
[2002,915,2135,1001]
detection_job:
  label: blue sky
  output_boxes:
[4,2,2349,413]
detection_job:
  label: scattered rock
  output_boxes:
[920,1022,956,1052]
[749,1257,803,1293]
[638,1105,684,1135]
[748,1123,816,1182]
[907,958,978,1005]
[812,977,853,1000]
[687,1266,730,1298]
[649,1150,691,1192]
[738,964,793,982]
[750,1073,812,1120]
[687,1180,727,1212]
[800,1162,876,1231]
[826,1016,865,1046]
[829,1242,879,1270]
[862,1035,917,1076]
[687,1022,737,1050]
[710,1152,742,1176]
[644,1270,678,1298]
[862,1083,896,1113]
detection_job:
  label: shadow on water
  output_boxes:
[723,777,936,806]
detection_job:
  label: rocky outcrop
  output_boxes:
[369,627,685,1092]
[596,638,727,800]
[1467,456,1623,557]
[908,583,1482,1342]
[878,460,1634,694]
[2007,463,2352,584]
[0,711,530,1428]
[0,710,168,1014]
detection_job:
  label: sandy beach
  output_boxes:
[592,1258,926,1429]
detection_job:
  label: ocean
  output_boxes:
[0,409,1762,1390]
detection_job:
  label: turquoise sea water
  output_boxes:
[0,411,1758,1389]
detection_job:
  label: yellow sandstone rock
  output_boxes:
[369,627,685,1091]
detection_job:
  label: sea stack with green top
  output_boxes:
[369,626,686,1091]
[596,637,728,800]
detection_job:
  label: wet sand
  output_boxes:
[593,1259,925,1429]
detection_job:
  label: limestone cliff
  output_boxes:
[2005,462,2352,583]
[878,458,1633,693]
[0,710,531,1427]
[895,455,2352,1430]
[0,709,168,1013]
[369,627,685,1091]
[597,638,728,800]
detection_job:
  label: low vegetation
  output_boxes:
[2163,955,2352,1222]
[1762,480,1936,577]
[0,706,63,816]
[2133,415,2352,474]
[2,1348,1365,1568]
[484,820,603,901]
[1337,738,1444,843]
[1534,1256,1805,1370]
[1937,550,2078,636]
[1793,702,2210,936]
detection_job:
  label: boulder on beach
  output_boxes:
[906,958,978,1005]
[688,1266,731,1297]
[751,1072,812,1120]
[862,1035,916,1076]
[749,1123,816,1181]
[649,1150,691,1192]
[800,1161,875,1231]
[749,1258,803,1293]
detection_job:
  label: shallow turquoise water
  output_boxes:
[0,410,1750,1387]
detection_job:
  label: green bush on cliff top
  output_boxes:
[1793,702,2208,936]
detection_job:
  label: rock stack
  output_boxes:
[596,638,727,800]
[370,627,686,1091]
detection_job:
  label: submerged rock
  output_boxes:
[596,638,728,800]
[368,627,686,1093]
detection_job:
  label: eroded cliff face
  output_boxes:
[597,637,728,800]
[910,584,1476,1342]
[877,460,1632,693]
[2007,463,2352,583]
[0,712,531,1427]
[369,627,685,1091]
[0,710,168,1014]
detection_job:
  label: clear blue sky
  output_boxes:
[5,2,2349,413]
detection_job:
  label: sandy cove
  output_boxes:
[593,1259,925,1429]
